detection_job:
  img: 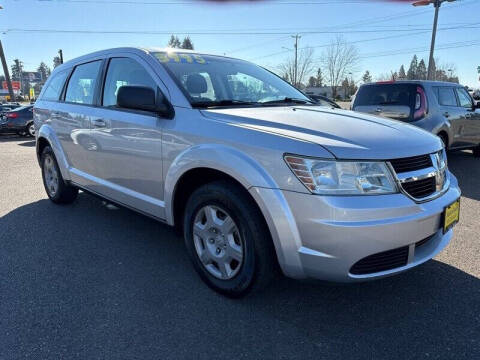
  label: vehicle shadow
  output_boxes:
[16,140,36,147]
[447,150,480,201]
[1,194,478,359]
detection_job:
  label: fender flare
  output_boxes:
[37,124,71,181]
[164,144,278,226]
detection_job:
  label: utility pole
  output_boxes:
[58,49,63,64]
[0,40,15,101]
[291,34,301,87]
[413,0,456,80]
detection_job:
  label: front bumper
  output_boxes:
[249,171,461,282]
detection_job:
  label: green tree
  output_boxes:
[407,55,418,80]
[361,70,372,83]
[417,59,427,80]
[168,35,181,48]
[53,56,62,69]
[37,62,51,82]
[398,65,406,80]
[11,59,23,81]
[181,36,194,50]
[316,68,323,87]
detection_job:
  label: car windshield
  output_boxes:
[153,52,312,108]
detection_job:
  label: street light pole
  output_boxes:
[413,0,456,81]
[291,34,301,87]
[427,0,441,80]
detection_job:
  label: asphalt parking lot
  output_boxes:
[1,135,479,360]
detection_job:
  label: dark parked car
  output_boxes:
[0,104,19,115]
[352,81,480,157]
[0,105,35,137]
[308,94,342,109]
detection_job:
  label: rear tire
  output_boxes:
[27,122,35,137]
[41,146,78,204]
[183,180,277,298]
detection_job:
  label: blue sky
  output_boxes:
[1,0,479,88]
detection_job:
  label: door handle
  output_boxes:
[443,112,450,118]
[92,119,106,128]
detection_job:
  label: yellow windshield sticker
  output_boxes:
[154,52,206,64]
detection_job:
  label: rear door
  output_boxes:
[455,87,480,146]
[352,83,415,121]
[89,55,166,218]
[54,60,104,183]
[433,86,466,148]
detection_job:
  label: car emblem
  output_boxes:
[430,152,445,192]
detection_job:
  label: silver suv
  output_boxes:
[352,80,480,156]
[34,48,461,297]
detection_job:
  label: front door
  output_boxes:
[89,56,166,219]
[455,87,480,146]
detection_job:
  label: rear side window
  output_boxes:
[435,87,457,107]
[41,70,68,101]
[456,88,473,108]
[354,84,415,107]
[102,57,157,107]
[65,61,102,105]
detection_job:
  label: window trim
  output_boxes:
[62,59,105,107]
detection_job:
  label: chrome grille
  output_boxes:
[389,151,448,202]
[390,154,432,173]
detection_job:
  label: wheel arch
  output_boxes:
[36,124,71,181]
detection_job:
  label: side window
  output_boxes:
[103,58,157,107]
[456,88,473,109]
[41,70,68,101]
[435,87,457,107]
[65,61,102,105]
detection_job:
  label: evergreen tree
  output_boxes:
[361,70,372,83]
[316,68,323,87]
[53,56,62,68]
[398,65,406,79]
[11,59,23,81]
[308,76,316,87]
[407,55,418,80]
[417,59,427,80]
[37,62,51,82]
[181,36,194,50]
[168,35,182,48]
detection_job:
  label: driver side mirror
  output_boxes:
[117,85,174,118]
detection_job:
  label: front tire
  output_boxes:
[41,146,78,204]
[183,180,276,298]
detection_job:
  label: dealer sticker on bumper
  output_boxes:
[443,199,460,233]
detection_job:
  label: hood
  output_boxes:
[201,106,442,160]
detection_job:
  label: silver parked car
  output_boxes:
[352,80,480,156]
[34,48,461,297]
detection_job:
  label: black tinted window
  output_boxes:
[435,87,457,106]
[354,84,415,107]
[103,58,156,107]
[65,61,102,105]
[41,70,68,101]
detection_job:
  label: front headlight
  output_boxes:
[284,155,398,195]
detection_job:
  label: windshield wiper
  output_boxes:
[191,100,258,108]
[259,97,315,105]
